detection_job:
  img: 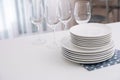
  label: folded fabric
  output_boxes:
[83,49,120,71]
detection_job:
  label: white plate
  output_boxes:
[63,49,114,60]
[63,51,114,64]
[61,36,114,52]
[71,33,111,41]
[63,52,114,61]
[72,41,110,47]
[70,32,111,39]
[62,47,114,56]
[62,47,114,55]
[71,35,111,41]
[71,41,109,46]
[71,39,110,45]
[69,23,111,38]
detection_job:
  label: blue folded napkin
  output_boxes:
[83,49,120,71]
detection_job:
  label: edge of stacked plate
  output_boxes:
[69,23,112,48]
[61,23,115,64]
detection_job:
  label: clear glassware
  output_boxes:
[45,0,59,31]
[44,0,59,48]
[74,1,91,24]
[30,0,45,45]
[58,0,72,30]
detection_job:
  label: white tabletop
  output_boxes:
[0,22,120,80]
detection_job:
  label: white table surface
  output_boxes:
[0,22,120,80]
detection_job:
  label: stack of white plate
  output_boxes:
[70,23,112,47]
[61,23,115,64]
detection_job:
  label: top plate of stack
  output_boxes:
[69,23,111,38]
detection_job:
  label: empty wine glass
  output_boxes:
[45,0,59,32]
[30,0,45,44]
[58,0,72,30]
[74,1,91,24]
[44,0,59,48]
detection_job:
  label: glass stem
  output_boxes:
[37,24,41,33]
[53,27,56,43]
[52,26,61,49]
[52,25,61,50]
[64,22,68,30]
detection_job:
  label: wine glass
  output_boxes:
[58,0,72,30]
[44,0,59,48]
[30,0,45,44]
[74,1,91,24]
[45,0,59,30]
